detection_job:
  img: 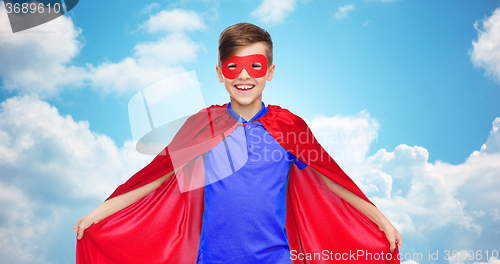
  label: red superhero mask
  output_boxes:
[221,54,268,79]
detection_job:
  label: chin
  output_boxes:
[231,96,259,106]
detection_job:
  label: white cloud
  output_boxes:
[402,261,420,264]
[134,33,203,66]
[86,9,207,94]
[305,110,379,176]
[0,4,87,97]
[478,117,500,154]
[449,256,500,264]
[473,257,500,264]
[0,6,206,96]
[0,94,152,199]
[305,110,500,232]
[359,123,500,244]
[139,8,206,33]
[250,0,297,25]
[334,4,355,20]
[362,145,491,235]
[87,58,184,95]
[493,208,500,220]
[470,8,500,83]
[0,183,49,264]
[140,3,161,15]
[0,94,153,263]
[0,93,499,262]
[306,109,500,248]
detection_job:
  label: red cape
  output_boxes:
[76,104,400,263]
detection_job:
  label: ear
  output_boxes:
[266,63,275,82]
[215,65,224,83]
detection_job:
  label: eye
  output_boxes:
[227,63,237,70]
[252,63,262,70]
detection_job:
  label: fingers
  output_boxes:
[75,218,89,240]
[78,225,85,240]
[380,223,402,253]
[74,218,82,234]
[389,240,396,253]
[397,233,403,248]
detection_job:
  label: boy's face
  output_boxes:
[216,42,275,107]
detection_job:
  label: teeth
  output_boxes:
[236,85,254,90]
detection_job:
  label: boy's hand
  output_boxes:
[74,213,100,240]
[72,171,176,241]
[378,220,402,253]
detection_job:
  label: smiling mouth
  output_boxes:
[234,84,255,91]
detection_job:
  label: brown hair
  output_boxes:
[218,23,273,66]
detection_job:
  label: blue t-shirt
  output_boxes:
[197,102,307,264]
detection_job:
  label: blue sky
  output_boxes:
[28,0,500,165]
[0,0,500,263]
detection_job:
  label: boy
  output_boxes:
[75,23,402,263]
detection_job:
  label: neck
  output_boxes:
[229,97,263,122]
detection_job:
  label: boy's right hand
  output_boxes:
[74,213,100,240]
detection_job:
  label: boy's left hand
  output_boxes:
[378,220,402,253]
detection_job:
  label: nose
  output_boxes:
[237,68,251,79]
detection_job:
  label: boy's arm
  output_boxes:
[74,168,177,240]
[311,167,403,252]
